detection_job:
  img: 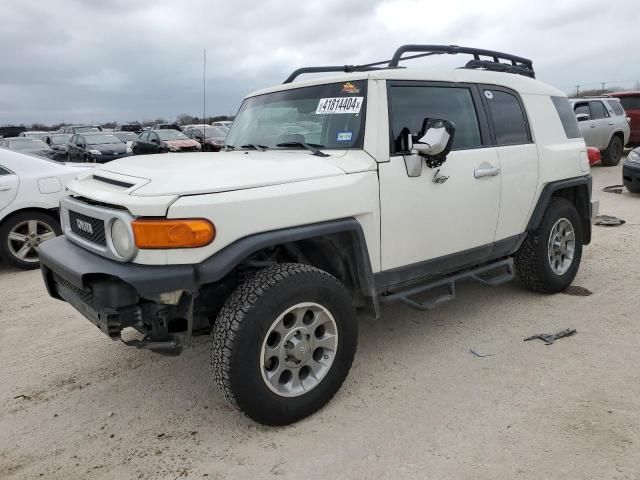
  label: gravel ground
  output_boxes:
[1,160,639,480]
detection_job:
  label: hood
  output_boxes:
[89,142,127,154]
[163,139,199,148]
[97,149,351,197]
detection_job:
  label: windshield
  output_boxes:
[114,132,137,141]
[157,130,189,141]
[75,126,101,133]
[203,126,228,137]
[50,134,70,145]
[9,139,50,151]
[84,134,122,145]
[226,80,366,150]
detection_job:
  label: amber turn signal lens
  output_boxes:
[132,219,215,249]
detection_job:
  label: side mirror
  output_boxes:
[403,118,455,177]
[576,113,590,122]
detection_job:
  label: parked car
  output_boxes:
[608,92,640,147]
[1,137,55,159]
[152,123,182,131]
[569,97,630,166]
[66,132,131,163]
[0,126,27,138]
[183,125,227,151]
[59,125,102,134]
[212,121,233,129]
[132,129,201,154]
[40,44,596,426]
[0,149,91,268]
[113,132,138,148]
[114,123,143,134]
[18,131,48,139]
[623,147,640,193]
[43,133,72,161]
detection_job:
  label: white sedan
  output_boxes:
[0,148,91,269]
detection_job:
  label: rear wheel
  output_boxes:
[514,198,583,293]
[0,211,60,269]
[601,135,623,166]
[210,263,357,426]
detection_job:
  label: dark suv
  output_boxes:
[114,123,143,134]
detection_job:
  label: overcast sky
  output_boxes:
[1,0,638,125]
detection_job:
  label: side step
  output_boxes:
[379,258,514,311]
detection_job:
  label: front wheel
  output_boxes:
[514,198,583,293]
[0,211,61,269]
[210,263,358,426]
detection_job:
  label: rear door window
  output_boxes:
[589,101,607,119]
[484,89,531,145]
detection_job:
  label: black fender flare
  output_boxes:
[526,175,593,244]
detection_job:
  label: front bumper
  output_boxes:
[623,160,640,191]
[39,236,198,353]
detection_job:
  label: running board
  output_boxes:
[379,258,514,311]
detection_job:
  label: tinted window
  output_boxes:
[0,165,12,176]
[607,100,625,116]
[551,97,581,139]
[389,86,481,153]
[484,90,530,145]
[589,101,607,119]
[619,96,640,110]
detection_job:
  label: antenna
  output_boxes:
[203,49,207,127]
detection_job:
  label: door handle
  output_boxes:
[590,124,597,128]
[0,185,11,191]
[474,165,500,178]
[608,122,614,126]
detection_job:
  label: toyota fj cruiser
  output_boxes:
[39,45,597,426]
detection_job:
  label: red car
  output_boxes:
[608,91,640,147]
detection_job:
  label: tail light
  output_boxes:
[587,147,601,166]
[627,116,632,124]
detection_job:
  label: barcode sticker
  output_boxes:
[316,97,363,115]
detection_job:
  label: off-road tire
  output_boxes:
[514,197,583,293]
[0,211,61,269]
[210,263,357,426]
[601,135,623,166]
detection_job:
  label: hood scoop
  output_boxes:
[92,174,135,189]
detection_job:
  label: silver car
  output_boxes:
[569,97,630,166]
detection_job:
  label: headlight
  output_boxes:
[89,149,102,155]
[213,140,224,146]
[111,218,134,258]
[126,147,132,153]
[628,150,640,164]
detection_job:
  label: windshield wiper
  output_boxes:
[275,141,329,157]
[240,144,268,151]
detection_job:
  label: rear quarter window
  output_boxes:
[551,97,581,139]
[619,96,640,111]
[607,100,625,116]
[0,166,12,175]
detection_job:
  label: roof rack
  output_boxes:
[283,44,535,83]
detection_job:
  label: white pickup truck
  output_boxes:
[39,45,596,426]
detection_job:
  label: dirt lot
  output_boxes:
[1,161,639,480]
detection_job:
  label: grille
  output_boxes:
[69,210,107,246]
[53,272,94,307]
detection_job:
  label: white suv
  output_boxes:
[569,97,630,166]
[39,45,597,426]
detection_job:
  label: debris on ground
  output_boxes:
[469,349,496,358]
[562,286,593,296]
[524,328,577,345]
[602,185,624,194]
[595,215,625,226]
[13,394,31,400]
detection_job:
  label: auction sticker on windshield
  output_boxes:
[316,97,363,115]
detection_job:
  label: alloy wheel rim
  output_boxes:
[547,218,575,275]
[7,220,56,263]
[260,302,338,398]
